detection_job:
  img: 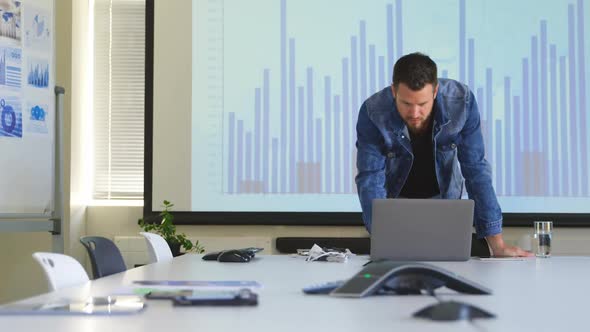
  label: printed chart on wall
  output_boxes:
[191,0,589,214]
[0,0,55,215]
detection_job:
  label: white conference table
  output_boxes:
[1,254,589,332]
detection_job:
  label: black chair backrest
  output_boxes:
[80,236,127,279]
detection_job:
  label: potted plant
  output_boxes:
[138,200,205,256]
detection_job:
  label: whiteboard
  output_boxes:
[0,0,55,216]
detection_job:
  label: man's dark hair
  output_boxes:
[392,52,438,91]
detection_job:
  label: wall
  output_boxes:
[67,0,92,269]
[0,232,52,304]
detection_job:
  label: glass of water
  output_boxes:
[534,221,553,258]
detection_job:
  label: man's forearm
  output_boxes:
[356,177,386,233]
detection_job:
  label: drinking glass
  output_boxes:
[533,221,553,258]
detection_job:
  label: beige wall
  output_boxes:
[0,233,53,304]
[67,0,92,267]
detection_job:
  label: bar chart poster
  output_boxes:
[191,0,590,213]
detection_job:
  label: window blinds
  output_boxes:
[93,0,145,200]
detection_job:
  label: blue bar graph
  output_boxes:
[223,0,589,199]
[27,61,49,88]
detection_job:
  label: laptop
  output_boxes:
[370,199,474,261]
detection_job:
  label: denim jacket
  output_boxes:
[355,78,502,238]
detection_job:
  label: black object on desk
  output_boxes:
[173,289,258,306]
[330,261,492,297]
[218,250,252,263]
[413,301,495,321]
[202,247,263,263]
[202,251,223,261]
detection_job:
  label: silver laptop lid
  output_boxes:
[370,199,474,261]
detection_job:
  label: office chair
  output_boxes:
[80,236,127,279]
[32,252,90,292]
[140,232,173,263]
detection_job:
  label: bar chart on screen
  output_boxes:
[191,0,589,213]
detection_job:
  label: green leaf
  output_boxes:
[138,199,205,254]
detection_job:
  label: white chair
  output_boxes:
[140,232,173,263]
[32,252,90,292]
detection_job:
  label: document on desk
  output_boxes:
[474,257,528,261]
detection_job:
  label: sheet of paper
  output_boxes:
[474,257,529,261]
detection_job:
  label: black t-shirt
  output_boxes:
[399,121,440,198]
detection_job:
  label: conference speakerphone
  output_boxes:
[330,261,492,298]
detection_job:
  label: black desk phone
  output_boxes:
[330,261,492,297]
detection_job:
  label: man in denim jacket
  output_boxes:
[356,53,531,257]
